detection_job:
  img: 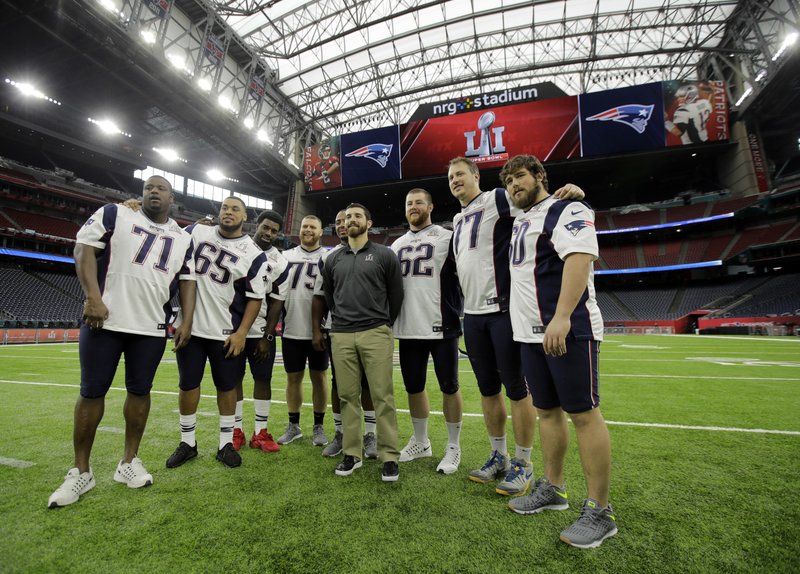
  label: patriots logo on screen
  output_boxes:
[586,104,654,134]
[564,219,594,237]
[345,143,393,168]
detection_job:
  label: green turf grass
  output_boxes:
[1,335,798,573]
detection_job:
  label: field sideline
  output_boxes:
[1,335,798,573]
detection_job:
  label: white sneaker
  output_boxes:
[48,467,95,508]
[113,457,153,489]
[398,436,432,462]
[436,445,461,475]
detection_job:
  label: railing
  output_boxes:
[1,329,80,344]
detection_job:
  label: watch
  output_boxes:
[265,333,275,342]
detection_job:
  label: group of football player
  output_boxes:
[47,153,617,548]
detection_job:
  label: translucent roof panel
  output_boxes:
[217,0,740,134]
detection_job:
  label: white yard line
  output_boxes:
[2,378,798,437]
[0,456,35,468]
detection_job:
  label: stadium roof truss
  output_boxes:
[209,0,800,142]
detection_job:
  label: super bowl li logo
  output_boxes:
[464,111,506,158]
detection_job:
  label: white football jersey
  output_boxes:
[76,204,194,337]
[278,245,325,340]
[180,223,268,341]
[313,243,344,330]
[452,188,522,314]
[509,196,603,343]
[673,99,712,144]
[247,245,289,338]
[390,225,462,339]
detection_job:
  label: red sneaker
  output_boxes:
[232,428,246,452]
[250,429,280,452]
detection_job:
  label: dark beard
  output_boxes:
[254,235,272,250]
[219,221,242,235]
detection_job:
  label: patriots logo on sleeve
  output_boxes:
[564,219,594,237]
[586,104,654,134]
[345,143,393,167]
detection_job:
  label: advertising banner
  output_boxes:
[401,96,579,179]
[579,82,665,157]
[747,130,770,193]
[143,0,171,18]
[304,137,342,192]
[248,73,266,101]
[408,82,567,121]
[204,33,225,67]
[663,80,729,146]
[340,126,401,187]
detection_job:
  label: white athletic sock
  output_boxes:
[234,400,243,430]
[364,410,376,434]
[515,445,532,464]
[179,414,197,447]
[490,435,507,456]
[411,417,429,444]
[254,399,271,433]
[446,421,462,447]
[219,415,234,449]
[333,412,343,432]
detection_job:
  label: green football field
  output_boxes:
[1,334,798,573]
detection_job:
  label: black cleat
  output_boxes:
[381,461,399,482]
[216,443,242,468]
[334,455,362,476]
[166,441,198,468]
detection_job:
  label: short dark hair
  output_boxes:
[145,175,172,193]
[257,209,284,230]
[225,196,248,210]
[345,203,371,221]
[499,155,549,192]
[448,157,479,177]
[407,188,433,204]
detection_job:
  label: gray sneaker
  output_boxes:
[322,430,343,457]
[509,478,569,514]
[363,431,378,459]
[495,458,533,496]
[468,450,510,484]
[277,423,303,445]
[312,424,329,446]
[559,499,618,549]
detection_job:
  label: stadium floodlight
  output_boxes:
[243,117,254,129]
[197,77,212,92]
[140,29,156,45]
[207,169,225,181]
[256,129,273,144]
[166,51,185,70]
[217,94,232,111]
[88,117,132,138]
[5,78,62,105]
[97,0,118,13]
[95,119,119,134]
[735,86,753,107]
[153,147,186,163]
[773,32,798,61]
[14,82,45,99]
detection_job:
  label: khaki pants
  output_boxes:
[331,325,399,462]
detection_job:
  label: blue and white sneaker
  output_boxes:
[495,458,533,496]
[468,450,510,484]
